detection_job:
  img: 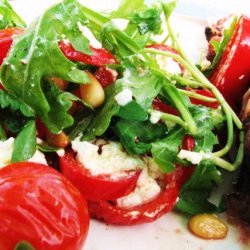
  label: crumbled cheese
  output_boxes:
[146,157,165,180]
[177,150,204,165]
[116,168,161,208]
[0,137,47,168]
[0,137,15,168]
[200,59,211,71]
[150,110,162,124]
[28,150,47,165]
[115,88,133,106]
[157,56,182,75]
[56,149,65,157]
[71,140,144,178]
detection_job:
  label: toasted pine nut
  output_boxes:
[50,77,68,90]
[188,214,228,239]
[80,71,105,108]
[46,131,70,148]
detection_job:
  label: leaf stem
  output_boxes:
[178,89,217,103]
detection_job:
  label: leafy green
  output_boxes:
[0,0,26,29]
[113,119,167,154]
[177,160,222,214]
[1,0,91,133]
[195,131,218,153]
[151,127,184,172]
[116,101,148,121]
[128,6,162,35]
[161,0,176,20]
[14,241,35,250]
[206,15,238,72]
[37,142,59,153]
[0,124,6,141]
[0,90,34,117]
[11,120,36,162]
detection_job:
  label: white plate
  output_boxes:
[10,1,248,249]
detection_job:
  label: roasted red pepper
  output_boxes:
[60,151,141,201]
[153,98,180,116]
[59,41,118,67]
[0,28,23,65]
[94,66,117,88]
[182,134,195,151]
[210,16,250,110]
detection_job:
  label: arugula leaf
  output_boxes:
[0,90,34,117]
[176,160,222,214]
[0,124,6,141]
[128,6,162,35]
[0,0,26,29]
[11,120,36,162]
[151,127,184,172]
[1,0,91,133]
[161,0,176,20]
[109,0,145,19]
[113,119,167,154]
[206,15,238,72]
[195,131,218,153]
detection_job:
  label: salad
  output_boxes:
[0,0,249,249]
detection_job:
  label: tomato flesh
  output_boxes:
[0,162,89,250]
[60,151,141,201]
[210,16,250,110]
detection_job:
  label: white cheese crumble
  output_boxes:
[114,88,133,106]
[177,150,204,165]
[116,168,161,208]
[157,56,182,75]
[200,59,211,71]
[150,110,162,124]
[0,137,47,168]
[71,140,144,178]
[56,149,65,157]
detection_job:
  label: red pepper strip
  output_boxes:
[182,134,195,151]
[146,44,185,73]
[209,16,250,111]
[59,41,118,67]
[0,28,23,65]
[59,151,141,202]
[94,66,117,88]
[188,89,219,109]
[88,165,193,225]
[0,83,4,90]
[35,118,48,140]
[153,98,180,116]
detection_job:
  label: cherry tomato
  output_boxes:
[188,89,219,109]
[0,162,89,250]
[95,66,117,88]
[88,166,193,225]
[210,16,250,110]
[153,98,180,116]
[59,41,118,67]
[0,28,23,65]
[59,150,141,201]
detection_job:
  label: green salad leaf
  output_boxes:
[14,241,35,250]
[0,0,26,29]
[1,0,91,133]
[177,160,222,214]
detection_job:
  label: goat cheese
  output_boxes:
[71,140,144,178]
[115,88,133,106]
[157,56,182,75]
[116,168,161,208]
[177,150,204,165]
[28,150,47,165]
[150,110,162,124]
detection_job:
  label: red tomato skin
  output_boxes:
[95,66,117,88]
[189,89,219,109]
[0,162,89,250]
[210,16,250,110]
[0,28,23,65]
[60,151,141,201]
[59,41,118,67]
[88,166,193,225]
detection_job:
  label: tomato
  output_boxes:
[95,66,117,88]
[182,135,195,151]
[210,16,250,110]
[0,28,23,65]
[88,166,193,225]
[153,98,180,116]
[0,162,89,250]
[59,150,141,201]
[35,118,48,139]
[59,41,118,67]
[188,89,219,109]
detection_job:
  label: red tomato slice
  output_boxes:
[88,166,193,225]
[210,16,250,110]
[0,28,23,65]
[0,162,89,250]
[188,89,219,109]
[59,41,118,67]
[59,151,141,201]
